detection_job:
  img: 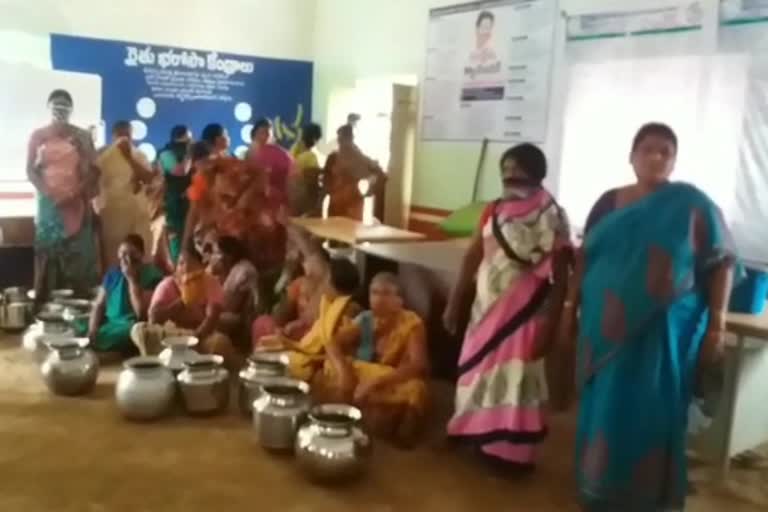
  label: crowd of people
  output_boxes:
[25,88,737,511]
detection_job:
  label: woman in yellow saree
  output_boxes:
[324,272,429,446]
[257,257,361,382]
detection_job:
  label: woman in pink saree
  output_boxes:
[26,89,99,305]
[246,118,294,213]
[443,143,571,473]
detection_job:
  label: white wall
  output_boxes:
[312,0,692,210]
[0,0,317,65]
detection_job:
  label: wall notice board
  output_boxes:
[422,0,558,143]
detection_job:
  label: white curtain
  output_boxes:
[720,22,768,265]
[557,29,749,248]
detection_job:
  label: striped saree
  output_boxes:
[447,188,569,468]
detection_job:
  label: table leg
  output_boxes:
[720,334,746,481]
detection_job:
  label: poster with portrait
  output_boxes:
[422,0,558,142]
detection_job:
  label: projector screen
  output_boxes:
[0,62,102,186]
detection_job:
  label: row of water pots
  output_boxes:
[2,287,99,333]
[37,334,371,484]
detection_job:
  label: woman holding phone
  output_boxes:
[82,234,164,357]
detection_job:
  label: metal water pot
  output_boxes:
[1,302,30,332]
[116,357,176,421]
[238,352,289,417]
[158,336,199,373]
[40,337,99,396]
[295,404,372,483]
[253,378,310,451]
[178,355,230,416]
[3,286,28,303]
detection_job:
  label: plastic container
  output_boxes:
[729,267,768,314]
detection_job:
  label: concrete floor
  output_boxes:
[0,336,765,512]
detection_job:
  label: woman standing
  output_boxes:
[247,117,294,207]
[26,89,99,304]
[95,120,154,269]
[200,123,230,159]
[290,122,323,216]
[558,123,735,511]
[324,124,384,220]
[155,125,193,267]
[443,143,571,472]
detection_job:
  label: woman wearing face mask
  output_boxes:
[26,89,100,305]
[557,123,736,511]
[442,143,571,473]
[131,244,237,368]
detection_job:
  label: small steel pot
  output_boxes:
[177,355,230,416]
[116,357,176,421]
[36,312,69,334]
[1,301,30,332]
[158,335,199,373]
[238,352,289,417]
[40,337,99,396]
[295,404,371,483]
[60,299,94,323]
[253,378,310,451]
[50,289,75,303]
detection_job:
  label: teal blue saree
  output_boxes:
[577,182,735,511]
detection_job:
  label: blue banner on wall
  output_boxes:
[50,34,312,160]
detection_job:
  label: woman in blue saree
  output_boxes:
[559,123,735,511]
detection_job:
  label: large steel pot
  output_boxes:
[253,378,310,451]
[3,286,28,303]
[116,356,176,421]
[158,335,199,373]
[178,355,230,416]
[40,337,99,396]
[238,351,288,417]
[295,404,371,483]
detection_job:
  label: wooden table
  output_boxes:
[691,311,768,481]
[355,238,470,274]
[711,312,768,480]
[291,217,425,245]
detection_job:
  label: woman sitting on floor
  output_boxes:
[131,244,237,367]
[82,233,164,358]
[209,235,258,343]
[258,257,360,382]
[323,272,429,446]
[251,225,330,346]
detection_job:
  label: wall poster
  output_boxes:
[50,34,313,160]
[422,0,558,142]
